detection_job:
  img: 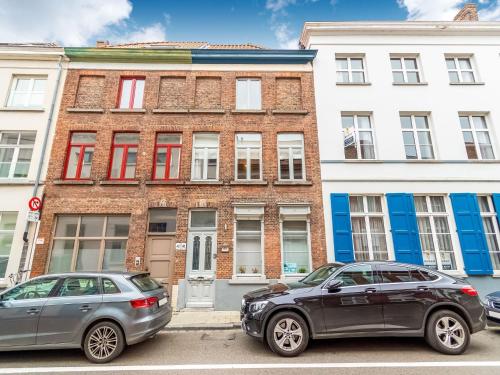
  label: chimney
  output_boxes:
[95,40,109,48]
[454,3,479,21]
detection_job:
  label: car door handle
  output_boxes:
[79,305,92,312]
[26,308,40,315]
[365,287,377,293]
[417,286,429,291]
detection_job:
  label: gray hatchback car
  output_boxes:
[0,272,172,363]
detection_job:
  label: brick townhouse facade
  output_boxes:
[30,45,326,310]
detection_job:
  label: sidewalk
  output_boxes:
[166,310,241,330]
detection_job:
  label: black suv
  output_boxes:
[241,262,486,357]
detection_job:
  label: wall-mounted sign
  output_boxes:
[284,263,297,274]
[175,242,187,250]
[27,211,40,222]
[28,197,42,211]
[35,238,45,245]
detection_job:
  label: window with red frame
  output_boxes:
[109,133,139,180]
[153,134,182,180]
[64,132,96,180]
[118,77,145,109]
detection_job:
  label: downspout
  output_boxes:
[20,54,64,272]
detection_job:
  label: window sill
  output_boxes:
[273,180,313,186]
[272,109,309,115]
[152,108,189,114]
[230,109,267,115]
[280,274,307,282]
[0,106,44,112]
[109,108,146,114]
[0,179,35,186]
[392,82,429,86]
[230,180,268,186]
[53,179,95,185]
[100,180,140,185]
[336,82,371,86]
[449,82,485,86]
[189,108,226,114]
[229,277,270,285]
[67,108,104,113]
[145,180,185,185]
[185,180,224,185]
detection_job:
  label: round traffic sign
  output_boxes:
[28,197,42,211]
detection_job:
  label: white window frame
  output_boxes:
[191,133,219,181]
[0,131,36,179]
[400,114,435,160]
[0,211,17,279]
[459,115,496,160]
[341,113,376,160]
[336,56,367,84]
[7,76,47,108]
[446,56,476,83]
[277,133,305,181]
[233,209,264,280]
[236,78,261,110]
[414,195,462,274]
[188,209,217,231]
[391,56,421,84]
[279,206,312,280]
[478,195,500,273]
[349,195,390,261]
[235,133,262,181]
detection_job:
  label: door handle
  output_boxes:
[417,286,429,291]
[79,305,92,312]
[365,287,377,294]
[26,308,40,315]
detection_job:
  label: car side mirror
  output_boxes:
[326,279,343,293]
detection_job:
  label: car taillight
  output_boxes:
[130,297,158,309]
[461,286,478,297]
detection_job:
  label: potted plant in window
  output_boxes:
[298,267,307,274]
[238,266,247,274]
[252,267,259,274]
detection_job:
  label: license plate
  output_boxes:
[158,297,168,307]
[488,310,500,319]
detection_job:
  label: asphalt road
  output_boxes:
[0,328,499,374]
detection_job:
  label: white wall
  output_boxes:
[307,30,500,265]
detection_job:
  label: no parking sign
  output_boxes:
[28,197,42,211]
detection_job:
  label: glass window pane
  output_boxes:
[169,147,181,178]
[119,79,132,108]
[341,116,354,129]
[80,147,94,179]
[114,133,138,144]
[132,79,145,108]
[351,72,365,83]
[72,133,96,144]
[154,148,167,179]
[478,196,490,212]
[278,133,302,146]
[446,58,456,69]
[190,211,216,228]
[125,148,137,178]
[402,131,415,145]
[292,148,303,179]
[58,277,99,297]
[0,232,14,256]
[405,58,417,70]
[103,240,126,271]
[336,58,348,70]
[407,72,419,83]
[458,58,472,70]
[48,239,74,273]
[157,134,181,144]
[350,59,363,69]
[19,133,36,145]
[148,209,176,233]
[33,79,46,91]
[448,71,460,83]
[337,71,349,83]
[75,240,100,271]
[336,265,374,286]
[235,236,262,274]
[193,133,218,147]
[357,116,371,129]
[110,147,124,178]
[249,79,261,110]
[55,216,79,237]
[430,196,446,213]
[417,131,432,145]
[415,116,428,129]
[0,212,17,230]
[349,196,364,213]
[279,148,290,179]
[472,117,487,130]
[414,197,428,212]
[207,149,217,179]
[283,221,307,231]
[1,133,19,145]
[380,265,411,283]
[79,216,104,237]
[462,71,475,83]
[106,216,130,237]
[236,133,261,147]
[459,116,471,129]
[405,145,418,159]
[393,72,404,83]
[236,79,247,109]
[400,116,412,129]
[367,196,382,212]
[419,145,434,159]
[283,231,309,274]
[391,58,402,70]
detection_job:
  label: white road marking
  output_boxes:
[1,361,500,373]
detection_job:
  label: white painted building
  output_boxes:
[300,21,500,294]
[0,44,65,287]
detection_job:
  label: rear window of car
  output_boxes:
[130,274,162,292]
[410,268,439,282]
[102,278,121,294]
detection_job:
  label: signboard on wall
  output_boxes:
[284,263,297,274]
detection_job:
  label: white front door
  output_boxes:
[186,231,216,308]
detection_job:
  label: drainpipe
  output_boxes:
[20,54,65,275]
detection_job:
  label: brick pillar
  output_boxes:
[454,3,479,21]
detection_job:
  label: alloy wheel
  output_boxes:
[88,326,118,360]
[435,316,465,349]
[273,318,303,352]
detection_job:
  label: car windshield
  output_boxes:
[300,265,341,286]
[130,274,162,292]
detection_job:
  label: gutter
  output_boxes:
[20,54,65,274]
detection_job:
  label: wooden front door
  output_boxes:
[146,236,176,294]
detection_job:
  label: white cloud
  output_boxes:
[266,0,297,13]
[113,23,167,44]
[397,0,465,20]
[479,0,500,20]
[273,23,299,48]
[0,0,167,46]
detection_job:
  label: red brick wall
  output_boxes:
[32,68,326,283]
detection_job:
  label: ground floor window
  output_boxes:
[235,220,262,275]
[478,195,500,270]
[414,196,456,271]
[0,212,17,278]
[349,195,389,261]
[282,220,310,274]
[48,215,130,273]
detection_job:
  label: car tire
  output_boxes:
[266,311,309,357]
[83,321,125,363]
[425,309,470,355]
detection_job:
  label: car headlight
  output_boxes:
[241,298,246,309]
[248,300,269,313]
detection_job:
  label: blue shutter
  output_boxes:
[493,194,500,227]
[450,193,493,276]
[387,193,423,265]
[330,193,354,263]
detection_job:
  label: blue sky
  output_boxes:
[0,1,500,48]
